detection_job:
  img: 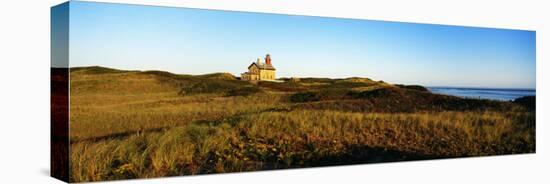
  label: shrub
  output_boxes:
[258,81,307,92]
[395,84,429,92]
[289,91,321,103]
[180,80,250,95]
[226,87,263,97]
[289,89,347,102]
[346,87,401,99]
[289,77,301,83]
[298,78,334,83]
[514,96,535,111]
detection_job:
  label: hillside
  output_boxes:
[68,66,535,182]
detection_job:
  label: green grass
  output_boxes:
[68,66,535,182]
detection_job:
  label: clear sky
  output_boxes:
[63,1,536,89]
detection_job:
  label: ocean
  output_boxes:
[427,87,536,101]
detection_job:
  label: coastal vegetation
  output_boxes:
[68,66,535,182]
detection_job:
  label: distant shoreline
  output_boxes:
[428,86,535,101]
[427,86,535,92]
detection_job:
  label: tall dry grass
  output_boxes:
[70,109,534,182]
[68,67,535,182]
[69,69,285,141]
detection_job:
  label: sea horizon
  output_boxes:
[427,86,535,101]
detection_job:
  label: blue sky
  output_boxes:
[63,1,536,89]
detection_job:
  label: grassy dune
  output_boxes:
[69,66,535,182]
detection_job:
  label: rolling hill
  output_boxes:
[67,66,535,182]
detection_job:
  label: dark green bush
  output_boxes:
[514,96,535,111]
[290,91,321,103]
[178,79,251,95]
[258,81,307,92]
[346,88,401,99]
[395,84,429,92]
[226,87,263,97]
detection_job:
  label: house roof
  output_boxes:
[248,62,276,70]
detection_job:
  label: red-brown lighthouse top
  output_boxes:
[265,54,272,65]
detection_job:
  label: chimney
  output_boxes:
[265,54,271,65]
[256,58,262,65]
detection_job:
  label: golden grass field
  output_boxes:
[68,66,535,182]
